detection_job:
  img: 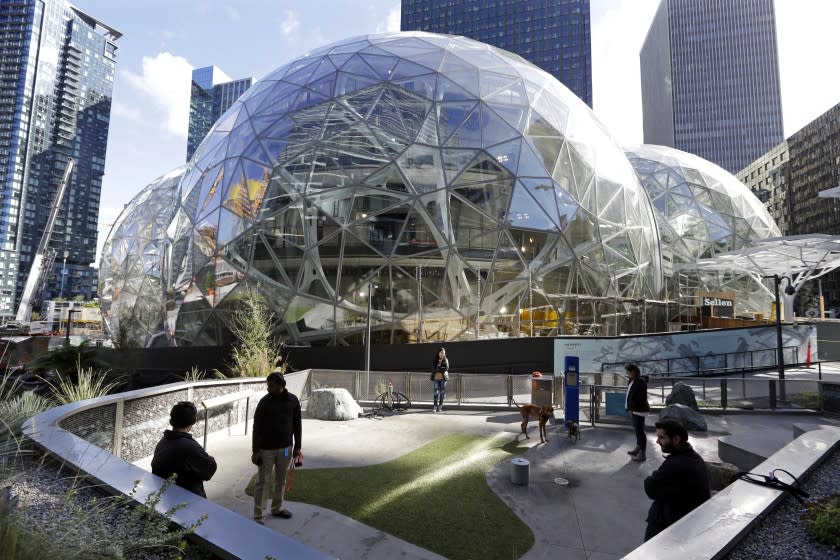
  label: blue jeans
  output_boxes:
[631,413,647,450]
[433,380,447,407]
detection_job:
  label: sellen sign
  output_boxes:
[698,293,735,318]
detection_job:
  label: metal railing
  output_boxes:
[308,369,560,407]
[600,345,800,377]
[587,374,824,425]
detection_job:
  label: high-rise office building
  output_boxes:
[186,66,253,160]
[0,0,119,317]
[401,0,592,107]
[641,0,784,174]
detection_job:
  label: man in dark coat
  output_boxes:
[643,420,710,541]
[251,371,302,524]
[151,401,217,497]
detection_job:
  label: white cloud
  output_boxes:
[376,6,401,33]
[110,100,143,123]
[280,10,300,37]
[224,6,241,22]
[120,52,193,138]
[775,0,840,136]
[590,0,660,147]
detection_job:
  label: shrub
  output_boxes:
[45,364,120,406]
[805,494,840,548]
[224,292,286,377]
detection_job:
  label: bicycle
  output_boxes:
[373,388,411,413]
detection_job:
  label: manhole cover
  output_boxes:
[554,477,569,486]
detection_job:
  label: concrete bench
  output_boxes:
[625,427,840,560]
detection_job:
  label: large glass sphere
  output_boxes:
[103,32,664,346]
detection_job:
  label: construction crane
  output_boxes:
[15,158,75,323]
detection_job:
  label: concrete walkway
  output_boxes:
[138,401,837,560]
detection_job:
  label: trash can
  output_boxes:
[511,458,530,485]
[531,377,553,406]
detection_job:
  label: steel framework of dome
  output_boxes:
[103,32,674,347]
[626,145,781,316]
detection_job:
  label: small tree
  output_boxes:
[225,292,285,377]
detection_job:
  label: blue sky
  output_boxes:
[68,1,840,264]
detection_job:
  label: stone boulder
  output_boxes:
[659,403,708,431]
[665,381,699,410]
[705,461,740,492]
[309,388,362,421]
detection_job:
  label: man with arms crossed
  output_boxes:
[644,420,710,541]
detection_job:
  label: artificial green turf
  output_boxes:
[246,434,533,560]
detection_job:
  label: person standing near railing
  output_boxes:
[625,363,650,462]
[431,347,449,412]
[152,401,218,497]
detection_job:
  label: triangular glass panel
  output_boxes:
[442,69,481,99]
[391,74,437,100]
[212,105,241,133]
[507,182,560,231]
[396,145,444,194]
[194,208,220,256]
[485,138,522,176]
[393,204,442,256]
[449,195,501,255]
[196,165,225,219]
[252,81,301,116]
[389,58,437,81]
[360,53,400,79]
[309,186,355,225]
[530,136,565,178]
[283,59,322,86]
[415,110,439,145]
[227,159,270,221]
[437,101,478,145]
[365,163,410,193]
[366,87,410,139]
[518,140,552,177]
[487,104,528,136]
[444,104,482,148]
[435,74,476,102]
[342,226,390,260]
[441,148,479,184]
[226,121,257,158]
[526,109,563,138]
[452,178,513,224]
[217,208,247,247]
[341,87,384,120]
[306,74,336,99]
[304,57,338,86]
[410,49,446,72]
[330,39,371,55]
[480,104,522,148]
[335,72,382,97]
[484,77,528,106]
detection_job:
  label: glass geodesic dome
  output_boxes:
[99,167,184,346]
[626,145,781,315]
[102,32,664,347]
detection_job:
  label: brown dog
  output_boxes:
[567,420,580,443]
[514,401,555,443]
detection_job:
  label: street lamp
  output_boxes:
[771,274,796,401]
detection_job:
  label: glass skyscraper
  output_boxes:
[186,66,253,161]
[401,0,592,107]
[640,0,784,174]
[0,0,119,317]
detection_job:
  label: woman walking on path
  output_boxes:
[431,347,449,412]
[625,363,650,461]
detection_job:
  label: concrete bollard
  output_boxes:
[510,458,530,485]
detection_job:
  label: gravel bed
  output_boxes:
[2,452,217,560]
[726,447,840,559]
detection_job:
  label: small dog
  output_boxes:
[567,420,580,443]
[514,401,555,443]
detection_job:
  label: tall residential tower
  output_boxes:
[0,0,119,317]
[186,66,253,160]
[401,0,592,107]
[640,0,784,174]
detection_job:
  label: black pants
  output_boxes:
[631,413,647,450]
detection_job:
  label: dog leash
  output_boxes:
[285,451,304,492]
[730,468,809,503]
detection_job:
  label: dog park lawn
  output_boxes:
[246,433,533,560]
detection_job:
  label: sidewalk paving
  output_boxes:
[162,403,838,560]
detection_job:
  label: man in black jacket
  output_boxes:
[151,401,217,497]
[251,372,302,524]
[625,363,650,462]
[643,420,710,541]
